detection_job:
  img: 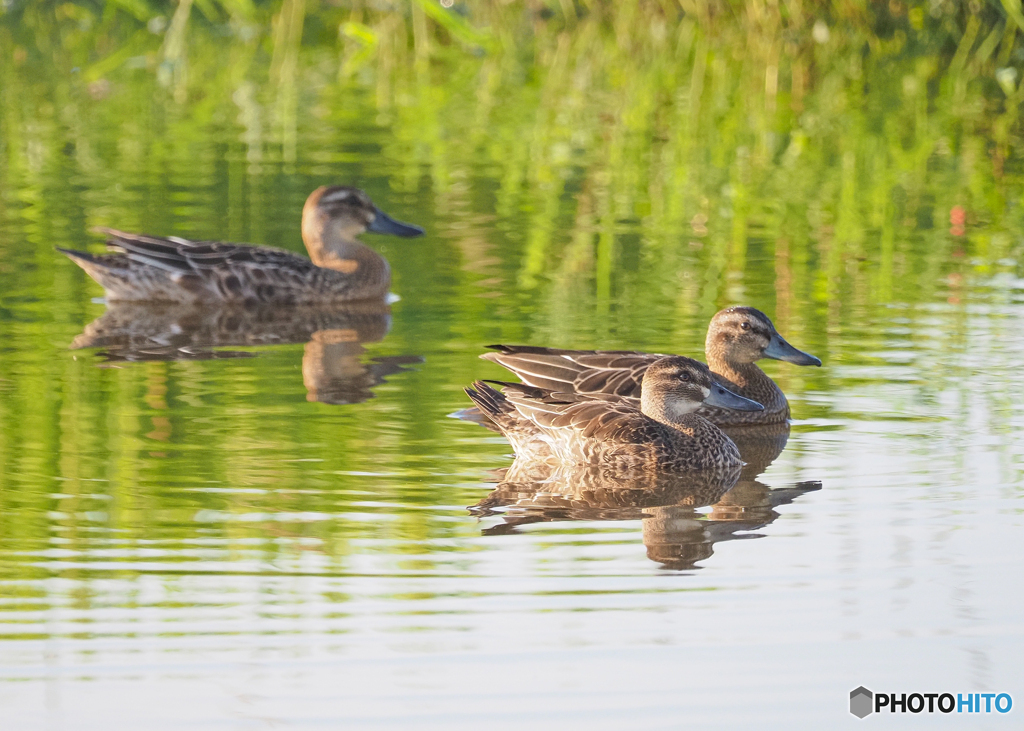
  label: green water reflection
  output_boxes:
[1,1,1024,726]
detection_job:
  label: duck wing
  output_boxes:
[101,228,314,271]
[482,345,665,399]
[99,228,319,301]
[484,381,666,445]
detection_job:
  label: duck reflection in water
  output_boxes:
[470,431,819,570]
[70,299,420,405]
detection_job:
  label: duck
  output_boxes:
[464,355,764,473]
[57,186,424,304]
[481,306,820,426]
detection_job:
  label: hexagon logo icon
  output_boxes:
[850,686,873,718]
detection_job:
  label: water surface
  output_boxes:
[1,4,1023,728]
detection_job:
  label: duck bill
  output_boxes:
[705,382,764,412]
[764,333,821,366]
[367,209,424,238]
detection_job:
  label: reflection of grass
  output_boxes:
[0,2,1023,559]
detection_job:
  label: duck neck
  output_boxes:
[706,351,785,412]
[641,391,730,460]
[707,356,766,392]
[641,390,699,430]
[303,217,391,293]
[309,241,389,277]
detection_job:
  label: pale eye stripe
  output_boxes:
[321,190,356,205]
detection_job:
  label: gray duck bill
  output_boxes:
[763,333,821,366]
[705,382,764,412]
[367,209,425,238]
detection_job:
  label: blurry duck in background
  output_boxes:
[464,355,763,473]
[58,186,424,304]
[481,306,820,426]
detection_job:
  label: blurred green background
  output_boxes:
[1,0,1023,590]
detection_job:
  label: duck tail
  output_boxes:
[57,246,118,283]
[464,380,510,420]
[57,246,143,300]
[56,246,101,266]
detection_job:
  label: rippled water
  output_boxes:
[3,7,1024,728]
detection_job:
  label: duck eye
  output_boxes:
[740,322,750,331]
[679,372,691,382]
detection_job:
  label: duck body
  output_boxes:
[465,356,764,473]
[482,307,820,427]
[58,186,423,305]
[58,234,389,304]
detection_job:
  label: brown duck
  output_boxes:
[481,307,820,426]
[464,355,764,473]
[57,186,423,304]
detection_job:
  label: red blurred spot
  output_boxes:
[950,205,966,236]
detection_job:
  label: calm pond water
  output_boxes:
[2,4,1024,728]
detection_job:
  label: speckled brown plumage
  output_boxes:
[481,306,820,426]
[464,355,763,473]
[57,186,423,304]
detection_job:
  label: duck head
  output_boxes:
[302,186,424,265]
[640,356,764,421]
[705,306,821,367]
